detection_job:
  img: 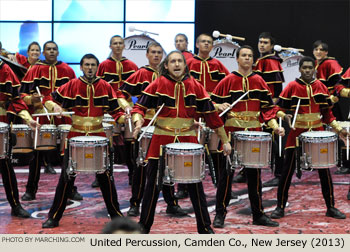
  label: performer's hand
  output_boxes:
[133,120,143,139]
[274,127,285,136]
[284,114,294,130]
[28,119,41,130]
[222,142,232,156]
[7,54,17,62]
[217,102,231,112]
[53,104,63,118]
[339,129,350,140]
[190,120,203,131]
[31,93,43,104]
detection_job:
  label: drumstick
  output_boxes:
[126,107,133,133]
[219,91,249,117]
[32,111,75,117]
[197,118,202,143]
[273,45,304,53]
[347,125,349,160]
[35,86,51,121]
[212,30,245,41]
[34,117,39,149]
[279,117,282,157]
[137,103,165,142]
[291,99,301,129]
[108,79,114,83]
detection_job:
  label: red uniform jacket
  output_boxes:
[315,57,343,93]
[187,55,230,93]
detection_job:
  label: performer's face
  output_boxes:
[28,44,41,62]
[43,43,58,64]
[237,48,254,69]
[258,38,273,54]
[196,35,213,54]
[299,61,315,82]
[165,52,185,81]
[146,46,163,67]
[81,58,98,81]
[175,35,188,52]
[110,37,125,55]
[313,45,328,61]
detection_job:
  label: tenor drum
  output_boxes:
[124,121,134,141]
[299,131,337,169]
[140,126,155,156]
[280,52,303,89]
[58,124,71,153]
[0,122,9,159]
[36,124,57,150]
[232,131,272,169]
[124,35,166,68]
[69,136,109,173]
[210,39,240,72]
[11,124,33,153]
[103,122,113,141]
[208,129,220,152]
[164,143,205,184]
[103,114,121,135]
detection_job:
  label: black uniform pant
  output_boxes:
[265,127,284,178]
[25,149,54,194]
[0,158,21,209]
[276,148,335,209]
[140,159,211,233]
[47,148,123,222]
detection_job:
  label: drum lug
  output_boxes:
[163,166,174,186]
[68,158,77,176]
[232,151,242,168]
[300,153,312,171]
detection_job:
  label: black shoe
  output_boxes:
[213,214,225,228]
[91,178,99,188]
[199,227,215,234]
[127,206,140,217]
[166,205,187,216]
[335,167,350,174]
[11,206,30,218]
[270,207,285,219]
[232,173,246,183]
[42,218,59,228]
[44,164,56,174]
[326,207,346,219]
[231,191,238,199]
[138,223,150,234]
[263,177,280,187]
[68,188,83,201]
[21,192,36,201]
[175,190,189,199]
[347,191,350,200]
[253,214,279,227]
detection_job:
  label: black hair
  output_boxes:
[159,50,189,77]
[236,45,254,58]
[27,41,41,52]
[313,40,328,52]
[299,56,315,68]
[43,41,58,51]
[258,32,276,45]
[80,53,99,66]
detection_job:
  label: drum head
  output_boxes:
[234,131,271,141]
[58,124,71,131]
[166,142,203,150]
[141,126,155,134]
[210,39,240,72]
[103,122,113,129]
[12,124,30,130]
[281,54,303,89]
[41,124,57,130]
[70,136,108,144]
[123,35,166,67]
[300,131,337,142]
[0,122,9,130]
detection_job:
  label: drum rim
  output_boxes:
[69,135,109,143]
[165,142,204,150]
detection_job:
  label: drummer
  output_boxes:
[97,35,138,187]
[20,41,77,201]
[0,54,40,218]
[119,42,186,218]
[131,51,231,234]
[270,56,347,220]
[41,53,127,228]
[6,41,41,70]
[175,33,193,61]
[247,32,285,187]
[211,45,285,228]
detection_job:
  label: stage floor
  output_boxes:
[1,165,350,234]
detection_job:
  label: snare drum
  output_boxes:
[164,143,205,184]
[124,35,166,68]
[58,124,71,153]
[36,124,57,150]
[140,126,155,156]
[0,122,9,159]
[232,131,272,169]
[210,39,240,72]
[69,136,109,173]
[299,131,337,169]
[103,114,121,135]
[280,53,303,89]
[11,124,33,153]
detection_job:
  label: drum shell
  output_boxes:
[208,129,220,152]
[232,131,272,168]
[140,126,154,155]
[103,114,121,135]
[69,136,109,173]
[0,122,9,159]
[11,124,33,153]
[164,143,205,184]
[36,124,57,151]
[210,39,240,72]
[124,121,134,141]
[299,131,337,169]
[58,124,71,153]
